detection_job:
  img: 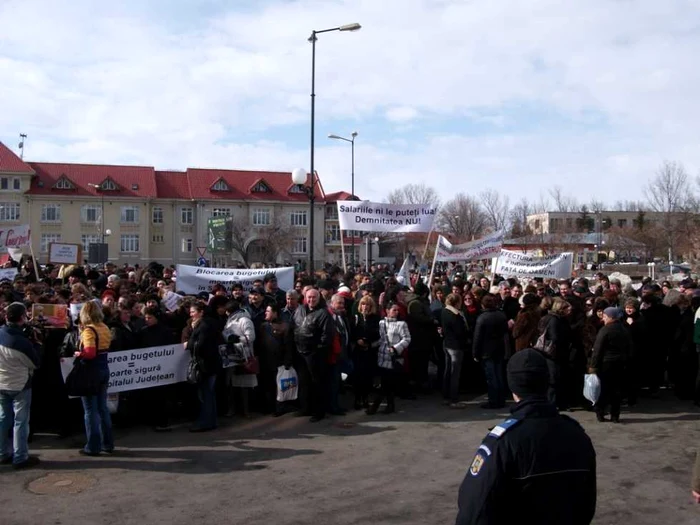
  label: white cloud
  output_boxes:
[1,0,700,206]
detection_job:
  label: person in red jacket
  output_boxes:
[327,295,348,416]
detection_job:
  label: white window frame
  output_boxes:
[181,238,193,253]
[180,207,194,224]
[81,234,101,253]
[212,179,229,191]
[81,205,101,223]
[101,179,117,191]
[41,204,61,223]
[12,178,20,191]
[252,208,271,226]
[325,224,341,242]
[120,234,140,253]
[325,206,339,220]
[55,178,73,190]
[40,233,62,253]
[211,208,231,218]
[252,181,270,193]
[0,202,20,221]
[292,237,307,254]
[120,206,140,224]
[152,207,164,224]
[289,184,305,194]
[290,210,307,227]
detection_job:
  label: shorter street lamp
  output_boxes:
[291,168,314,272]
[328,131,358,266]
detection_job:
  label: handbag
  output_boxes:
[64,327,102,396]
[242,356,260,375]
[534,320,556,358]
[187,356,205,384]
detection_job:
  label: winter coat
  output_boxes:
[109,320,140,351]
[352,313,381,351]
[442,305,469,351]
[187,317,223,376]
[590,321,632,370]
[223,309,256,361]
[292,304,334,357]
[377,318,411,370]
[473,309,509,361]
[139,322,174,348]
[0,324,40,391]
[501,296,521,321]
[512,305,541,351]
[544,313,574,363]
[258,320,294,370]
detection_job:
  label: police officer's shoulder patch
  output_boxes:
[487,418,521,439]
[469,451,486,477]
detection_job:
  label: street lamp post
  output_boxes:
[87,183,105,243]
[297,22,360,275]
[328,131,358,267]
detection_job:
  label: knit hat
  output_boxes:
[603,307,624,320]
[507,349,549,398]
[521,293,539,307]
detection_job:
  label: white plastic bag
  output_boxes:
[107,393,120,414]
[276,366,298,402]
[583,374,601,405]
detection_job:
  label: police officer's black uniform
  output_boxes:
[455,349,597,525]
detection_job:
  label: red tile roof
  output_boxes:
[325,191,357,202]
[186,168,324,202]
[27,162,157,197]
[0,142,34,174]
[155,171,191,200]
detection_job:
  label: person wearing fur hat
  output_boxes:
[590,307,633,423]
[456,349,597,524]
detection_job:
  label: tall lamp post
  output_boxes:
[87,183,105,244]
[328,131,358,267]
[294,22,361,275]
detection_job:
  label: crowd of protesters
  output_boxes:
[1,255,700,469]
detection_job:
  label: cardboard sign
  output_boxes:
[31,303,68,328]
[49,243,82,265]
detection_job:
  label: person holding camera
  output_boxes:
[0,302,41,469]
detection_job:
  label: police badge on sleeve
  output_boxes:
[469,452,486,476]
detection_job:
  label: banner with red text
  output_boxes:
[0,224,30,248]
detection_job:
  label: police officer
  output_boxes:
[455,348,597,525]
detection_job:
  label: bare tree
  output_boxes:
[588,199,605,213]
[644,160,694,259]
[228,215,294,267]
[549,186,577,212]
[439,193,487,241]
[509,198,532,236]
[480,189,510,231]
[386,183,441,208]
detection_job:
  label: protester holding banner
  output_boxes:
[75,301,114,456]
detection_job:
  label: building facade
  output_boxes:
[526,210,669,235]
[0,141,334,267]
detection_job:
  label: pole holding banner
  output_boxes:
[427,237,440,300]
[340,234,347,273]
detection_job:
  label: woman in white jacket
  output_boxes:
[367,303,411,415]
[223,300,257,417]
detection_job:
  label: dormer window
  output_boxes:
[252,180,271,193]
[54,176,74,190]
[288,184,305,194]
[101,179,118,191]
[211,179,230,191]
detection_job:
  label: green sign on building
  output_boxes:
[207,217,230,253]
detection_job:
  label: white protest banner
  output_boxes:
[436,230,504,262]
[175,265,294,295]
[162,290,184,312]
[7,247,23,263]
[60,344,189,393]
[0,224,30,248]
[337,201,437,233]
[0,268,18,281]
[494,250,573,279]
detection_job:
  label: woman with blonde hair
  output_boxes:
[73,300,113,456]
[352,295,381,410]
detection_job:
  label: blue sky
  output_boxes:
[1,0,699,207]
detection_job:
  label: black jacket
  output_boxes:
[442,307,469,351]
[352,313,381,349]
[545,313,574,363]
[258,320,294,370]
[292,305,333,356]
[187,317,222,376]
[590,320,632,369]
[109,321,140,352]
[456,399,597,525]
[501,296,520,321]
[139,322,174,349]
[473,309,509,360]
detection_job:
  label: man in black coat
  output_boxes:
[473,294,509,409]
[456,349,597,525]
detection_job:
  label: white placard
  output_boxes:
[337,201,437,233]
[494,249,573,279]
[60,344,189,393]
[0,224,30,248]
[49,243,82,265]
[436,231,504,262]
[175,265,294,295]
[0,268,18,281]
[162,291,183,312]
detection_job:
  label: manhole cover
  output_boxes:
[27,472,97,495]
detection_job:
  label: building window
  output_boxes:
[325,206,338,220]
[55,177,74,190]
[81,205,100,223]
[289,184,305,194]
[0,202,20,221]
[211,179,229,191]
[101,179,117,191]
[41,204,61,223]
[40,233,61,253]
[252,208,271,226]
[152,234,164,244]
[120,206,139,223]
[212,208,230,218]
[181,207,193,224]
[618,219,628,228]
[121,234,140,252]
[13,178,20,190]
[292,237,307,254]
[181,238,193,253]
[290,210,307,227]
[252,181,271,193]
[81,234,101,252]
[325,224,341,242]
[0,178,20,191]
[152,207,164,224]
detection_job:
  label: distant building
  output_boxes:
[526,210,675,235]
